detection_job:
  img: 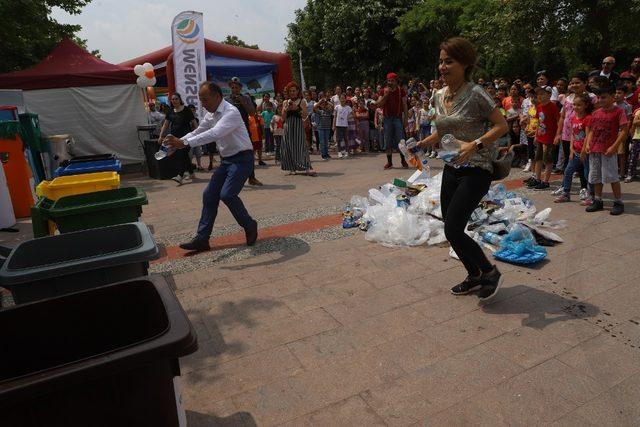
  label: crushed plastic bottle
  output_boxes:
[399,138,430,175]
[154,134,176,160]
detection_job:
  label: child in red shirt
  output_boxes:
[581,81,628,215]
[528,86,560,190]
[554,93,593,203]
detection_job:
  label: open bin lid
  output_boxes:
[43,187,147,217]
[0,222,159,286]
[0,275,198,406]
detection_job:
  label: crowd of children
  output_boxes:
[253,83,439,162]
[507,72,638,216]
[157,56,639,216]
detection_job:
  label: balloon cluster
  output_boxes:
[134,63,156,87]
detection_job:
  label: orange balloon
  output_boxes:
[144,70,155,79]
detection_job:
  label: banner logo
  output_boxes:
[176,18,200,44]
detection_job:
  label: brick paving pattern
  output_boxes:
[2,152,639,426]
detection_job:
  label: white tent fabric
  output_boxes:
[0,164,16,228]
[23,84,147,164]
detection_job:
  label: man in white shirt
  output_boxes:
[164,82,258,252]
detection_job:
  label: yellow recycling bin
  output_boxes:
[36,172,120,201]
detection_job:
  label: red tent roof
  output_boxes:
[119,39,293,92]
[0,38,136,90]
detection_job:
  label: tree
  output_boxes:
[396,0,640,80]
[0,0,93,73]
[222,35,259,50]
[287,0,640,86]
[287,0,414,88]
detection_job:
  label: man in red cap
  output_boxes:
[371,72,408,169]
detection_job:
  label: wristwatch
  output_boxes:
[474,139,484,150]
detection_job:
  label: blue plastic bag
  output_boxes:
[493,224,547,265]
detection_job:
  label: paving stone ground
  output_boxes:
[2,151,640,426]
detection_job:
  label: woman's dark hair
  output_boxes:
[573,92,594,113]
[537,70,550,80]
[171,93,184,105]
[439,37,477,81]
[509,120,521,144]
[570,71,589,83]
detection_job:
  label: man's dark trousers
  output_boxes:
[196,150,254,240]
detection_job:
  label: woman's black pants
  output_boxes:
[441,165,494,277]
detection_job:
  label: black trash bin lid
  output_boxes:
[0,222,159,285]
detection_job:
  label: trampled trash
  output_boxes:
[344,163,566,265]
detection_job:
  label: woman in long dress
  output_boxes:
[281,81,316,176]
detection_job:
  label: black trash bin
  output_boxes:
[143,139,183,179]
[0,275,198,427]
[0,222,159,303]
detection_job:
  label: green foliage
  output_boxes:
[288,0,640,86]
[0,0,92,73]
[286,0,414,88]
[222,35,259,50]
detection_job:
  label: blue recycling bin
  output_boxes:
[54,159,122,177]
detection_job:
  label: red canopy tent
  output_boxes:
[0,39,147,164]
[119,39,293,93]
[0,38,136,90]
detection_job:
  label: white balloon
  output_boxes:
[134,64,145,76]
[136,76,156,88]
[142,62,154,72]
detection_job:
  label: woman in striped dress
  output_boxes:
[281,81,317,176]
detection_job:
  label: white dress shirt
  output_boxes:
[182,99,253,158]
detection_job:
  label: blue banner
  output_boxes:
[212,73,275,97]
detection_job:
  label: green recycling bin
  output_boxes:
[31,187,148,237]
[18,113,42,152]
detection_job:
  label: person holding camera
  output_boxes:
[226,77,263,186]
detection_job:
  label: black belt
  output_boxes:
[221,149,253,160]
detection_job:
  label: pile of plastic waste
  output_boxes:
[343,142,567,265]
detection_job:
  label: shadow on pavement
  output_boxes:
[481,284,600,328]
[218,236,310,270]
[176,291,284,385]
[186,410,257,427]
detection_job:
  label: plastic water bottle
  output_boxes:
[480,231,503,246]
[154,135,174,160]
[440,134,460,151]
[154,145,170,160]
[419,157,430,177]
[404,138,429,174]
